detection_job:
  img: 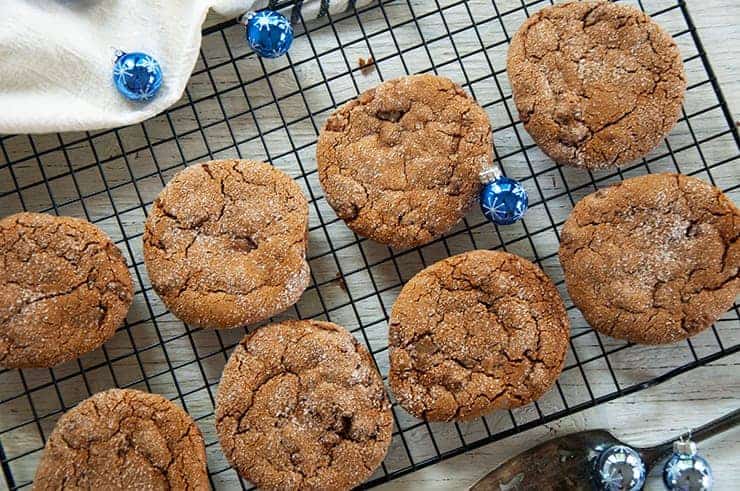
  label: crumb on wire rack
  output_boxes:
[358,56,375,75]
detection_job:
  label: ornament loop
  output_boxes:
[238,11,254,26]
[112,48,125,63]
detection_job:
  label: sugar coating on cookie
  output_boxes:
[389,250,570,422]
[33,388,208,490]
[559,173,739,344]
[216,320,393,491]
[507,1,685,169]
[317,74,492,249]
[0,212,133,368]
[143,160,310,329]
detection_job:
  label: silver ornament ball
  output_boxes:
[663,440,713,491]
[594,445,647,491]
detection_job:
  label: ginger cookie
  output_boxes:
[143,160,310,329]
[389,250,570,422]
[216,320,393,490]
[507,1,685,169]
[33,388,208,490]
[0,212,132,369]
[559,173,740,344]
[317,74,492,249]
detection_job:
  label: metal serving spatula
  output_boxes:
[471,408,739,491]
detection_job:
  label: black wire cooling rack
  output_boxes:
[1,0,738,489]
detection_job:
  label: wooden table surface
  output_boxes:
[1,1,738,490]
[381,3,740,489]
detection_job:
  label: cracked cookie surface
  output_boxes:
[33,388,208,490]
[0,212,133,368]
[216,320,392,491]
[388,250,569,422]
[316,74,492,249]
[143,160,310,329]
[507,1,685,169]
[559,173,739,344]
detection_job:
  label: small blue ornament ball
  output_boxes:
[246,10,294,58]
[663,440,713,491]
[480,174,528,225]
[113,52,163,101]
[594,445,647,491]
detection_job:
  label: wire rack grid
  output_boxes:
[0,0,738,489]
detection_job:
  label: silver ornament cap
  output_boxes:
[479,166,502,184]
[673,439,698,456]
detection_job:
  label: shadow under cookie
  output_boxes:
[317,74,492,249]
[388,250,570,422]
[0,212,133,369]
[559,173,740,344]
[33,388,208,490]
[216,320,393,490]
[507,1,686,169]
[143,159,310,329]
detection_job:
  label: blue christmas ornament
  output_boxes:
[113,51,163,101]
[245,10,293,58]
[594,445,647,491]
[479,167,528,225]
[663,439,712,491]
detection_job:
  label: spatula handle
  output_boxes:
[689,408,740,444]
[642,408,740,467]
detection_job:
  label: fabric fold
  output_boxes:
[0,0,372,134]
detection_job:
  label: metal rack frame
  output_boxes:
[0,0,738,488]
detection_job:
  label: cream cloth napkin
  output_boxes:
[0,0,370,134]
